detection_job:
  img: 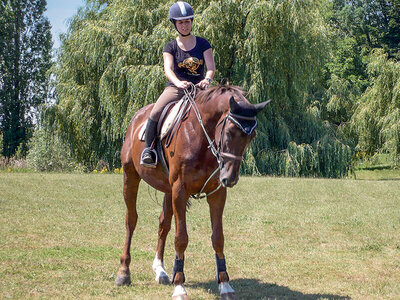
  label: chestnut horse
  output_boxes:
[116,85,270,300]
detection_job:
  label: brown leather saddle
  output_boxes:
[138,98,191,174]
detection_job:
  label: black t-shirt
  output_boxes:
[163,36,212,86]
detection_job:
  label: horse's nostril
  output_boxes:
[221,178,228,187]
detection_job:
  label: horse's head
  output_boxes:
[217,96,270,188]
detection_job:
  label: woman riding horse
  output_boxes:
[140,1,216,168]
[116,2,270,300]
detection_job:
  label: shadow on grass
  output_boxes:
[189,278,351,300]
[356,165,393,171]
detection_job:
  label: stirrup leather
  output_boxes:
[140,147,158,168]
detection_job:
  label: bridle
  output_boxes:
[216,111,257,163]
[183,84,256,199]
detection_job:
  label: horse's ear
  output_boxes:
[229,96,240,113]
[254,99,272,114]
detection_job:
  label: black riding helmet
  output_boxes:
[169,2,194,36]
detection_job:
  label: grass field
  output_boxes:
[1,172,399,299]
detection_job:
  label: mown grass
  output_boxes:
[1,172,399,299]
[354,168,400,180]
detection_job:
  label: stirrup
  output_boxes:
[140,147,158,168]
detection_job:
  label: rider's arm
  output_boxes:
[204,48,215,81]
[163,52,190,89]
[198,48,215,89]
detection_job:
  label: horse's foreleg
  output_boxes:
[153,193,173,284]
[116,164,140,286]
[207,188,237,300]
[171,184,190,300]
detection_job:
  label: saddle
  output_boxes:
[138,98,191,174]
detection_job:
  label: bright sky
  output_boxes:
[45,0,85,49]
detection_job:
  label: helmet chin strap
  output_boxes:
[179,31,191,37]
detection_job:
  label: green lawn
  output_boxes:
[1,173,399,299]
[354,168,400,180]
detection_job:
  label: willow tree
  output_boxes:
[53,0,172,167]
[351,49,400,165]
[197,0,352,176]
[53,0,352,176]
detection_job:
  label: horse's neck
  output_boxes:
[195,94,229,127]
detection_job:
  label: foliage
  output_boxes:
[324,36,369,125]
[53,0,168,168]
[0,0,53,157]
[351,49,400,165]
[242,136,353,178]
[51,0,354,177]
[0,156,27,170]
[329,0,400,56]
[26,125,79,172]
[321,0,400,143]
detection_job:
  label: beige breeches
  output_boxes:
[149,86,185,121]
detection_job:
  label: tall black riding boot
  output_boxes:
[140,118,158,168]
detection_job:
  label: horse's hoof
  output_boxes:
[172,295,190,300]
[172,284,189,300]
[221,292,237,300]
[115,274,131,286]
[158,274,170,285]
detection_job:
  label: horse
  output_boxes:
[116,84,270,300]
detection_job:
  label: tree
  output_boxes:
[351,49,400,164]
[385,0,400,55]
[329,0,400,55]
[52,0,352,176]
[0,0,52,157]
[323,35,368,127]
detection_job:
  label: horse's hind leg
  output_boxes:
[152,193,173,284]
[207,188,237,300]
[116,162,140,286]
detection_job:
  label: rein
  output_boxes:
[183,85,222,199]
[183,84,255,199]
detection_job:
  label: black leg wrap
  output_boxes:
[215,254,229,284]
[171,256,185,284]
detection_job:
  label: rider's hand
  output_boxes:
[197,78,211,90]
[175,80,191,90]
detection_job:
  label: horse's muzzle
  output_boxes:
[220,177,238,188]
[219,168,239,188]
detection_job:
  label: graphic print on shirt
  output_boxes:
[178,57,204,75]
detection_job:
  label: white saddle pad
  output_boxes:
[138,99,185,141]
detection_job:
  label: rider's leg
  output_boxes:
[140,118,158,166]
[141,86,184,167]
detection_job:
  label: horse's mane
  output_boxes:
[196,85,246,104]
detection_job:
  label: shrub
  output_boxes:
[243,137,353,178]
[26,127,77,172]
[0,156,28,170]
[95,160,110,172]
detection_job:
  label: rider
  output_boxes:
[140,1,216,168]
